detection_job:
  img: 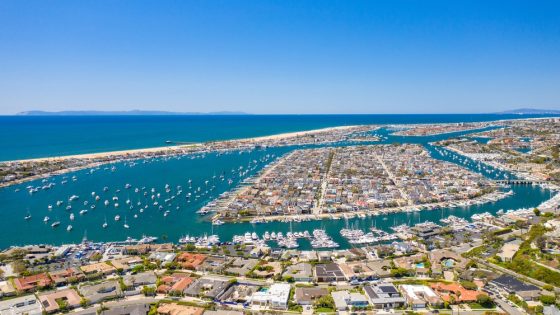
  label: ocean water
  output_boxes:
[0,114,556,161]
[0,126,554,249]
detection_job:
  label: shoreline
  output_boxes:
[4,125,357,164]
[0,125,358,189]
[1,116,556,189]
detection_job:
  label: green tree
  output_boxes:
[314,295,335,310]
[540,295,556,305]
[476,294,494,308]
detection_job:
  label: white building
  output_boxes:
[250,283,291,310]
[399,285,442,310]
[0,295,42,315]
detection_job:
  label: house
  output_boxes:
[13,273,53,292]
[122,271,157,288]
[157,273,193,295]
[196,256,229,273]
[294,287,328,305]
[111,256,142,271]
[183,277,230,299]
[149,252,177,264]
[250,283,291,310]
[400,285,442,310]
[80,262,117,276]
[282,262,313,282]
[49,267,85,286]
[0,294,42,315]
[339,260,391,281]
[0,280,16,297]
[99,300,150,315]
[314,263,345,282]
[216,283,258,304]
[430,282,483,303]
[79,280,123,304]
[38,288,82,313]
[331,291,369,311]
[497,240,522,262]
[225,258,258,276]
[175,253,206,270]
[156,303,204,315]
[490,274,541,301]
[364,283,406,310]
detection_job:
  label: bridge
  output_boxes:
[494,179,547,185]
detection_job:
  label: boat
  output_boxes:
[51,221,60,228]
[43,216,50,222]
[138,235,158,244]
[24,214,32,220]
[67,225,73,231]
[123,217,130,229]
[79,209,88,215]
[69,213,75,221]
[114,215,121,221]
[212,219,224,225]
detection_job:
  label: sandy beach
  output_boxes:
[6,125,358,164]
[0,125,359,188]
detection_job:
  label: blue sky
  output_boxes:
[0,0,559,114]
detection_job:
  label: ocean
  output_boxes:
[0,114,555,161]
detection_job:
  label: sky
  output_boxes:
[0,0,559,114]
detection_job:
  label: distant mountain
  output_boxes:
[497,108,560,115]
[16,110,249,116]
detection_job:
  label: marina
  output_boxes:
[0,124,556,249]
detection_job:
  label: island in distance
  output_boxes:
[16,110,250,116]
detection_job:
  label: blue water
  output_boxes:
[0,124,554,249]
[1,114,557,161]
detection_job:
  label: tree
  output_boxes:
[535,236,547,251]
[390,267,412,278]
[142,286,156,297]
[534,208,541,216]
[540,294,556,305]
[314,295,335,310]
[476,294,493,308]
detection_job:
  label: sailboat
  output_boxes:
[123,217,130,229]
[102,217,108,229]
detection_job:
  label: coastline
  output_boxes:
[0,125,358,189]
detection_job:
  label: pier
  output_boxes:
[495,179,547,185]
